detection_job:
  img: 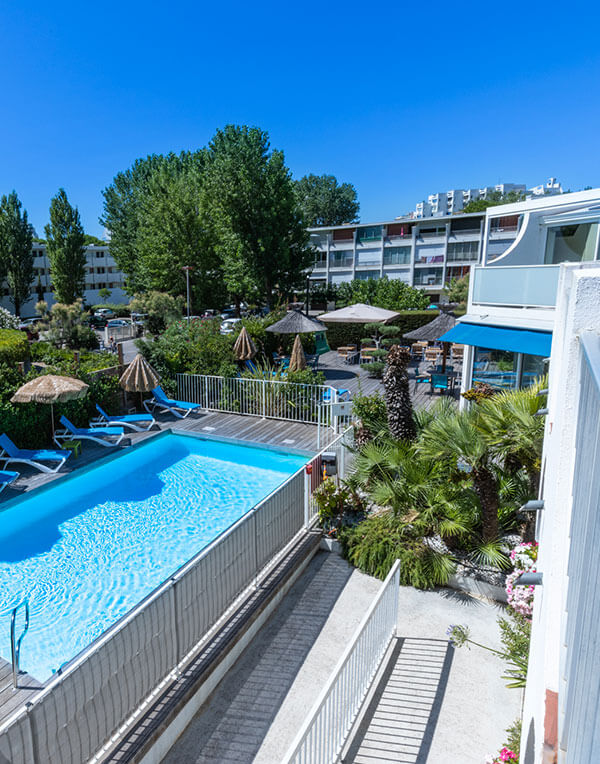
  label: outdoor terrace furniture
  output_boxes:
[55,416,126,447]
[430,373,451,395]
[414,372,431,391]
[451,344,464,362]
[424,348,442,363]
[0,433,71,474]
[144,386,203,419]
[0,469,19,494]
[92,404,156,432]
[323,387,351,403]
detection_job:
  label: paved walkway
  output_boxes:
[161,553,519,764]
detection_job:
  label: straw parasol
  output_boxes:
[404,312,457,372]
[233,327,257,361]
[266,310,326,335]
[119,354,161,409]
[288,334,307,372]
[317,303,400,324]
[11,374,89,435]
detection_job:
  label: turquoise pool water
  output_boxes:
[0,433,307,681]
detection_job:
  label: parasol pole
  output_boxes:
[441,342,449,373]
[50,402,55,441]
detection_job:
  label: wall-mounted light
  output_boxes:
[534,408,549,417]
[520,500,544,511]
[537,389,549,397]
[515,572,543,586]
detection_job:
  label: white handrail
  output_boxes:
[283,559,400,764]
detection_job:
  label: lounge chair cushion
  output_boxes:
[0,470,18,483]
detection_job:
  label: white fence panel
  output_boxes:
[560,332,600,761]
[283,560,400,764]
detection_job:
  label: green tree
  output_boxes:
[83,234,106,246]
[0,191,34,316]
[129,291,184,334]
[336,277,430,310]
[45,189,86,304]
[98,287,112,303]
[462,190,525,213]
[295,174,359,226]
[383,345,416,441]
[205,125,312,308]
[444,273,469,304]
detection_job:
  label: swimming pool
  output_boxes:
[0,432,307,681]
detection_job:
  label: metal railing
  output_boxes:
[283,560,400,764]
[177,374,338,427]
[471,264,560,308]
[559,332,600,759]
[10,601,29,689]
[0,431,354,764]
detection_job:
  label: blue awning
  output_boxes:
[438,323,552,357]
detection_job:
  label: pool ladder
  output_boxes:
[10,600,29,689]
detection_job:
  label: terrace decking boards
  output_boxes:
[0,657,43,722]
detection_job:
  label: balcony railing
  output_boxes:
[329,259,354,269]
[471,265,560,308]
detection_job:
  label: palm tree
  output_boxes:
[420,407,500,542]
[382,345,416,441]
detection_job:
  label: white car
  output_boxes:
[220,318,242,335]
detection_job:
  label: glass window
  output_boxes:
[447,241,479,261]
[521,353,546,388]
[545,223,598,264]
[313,251,327,267]
[329,250,353,267]
[413,267,443,286]
[355,271,379,281]
[357,226,382,242]
[383,246,411,265]
[473,347,518,389]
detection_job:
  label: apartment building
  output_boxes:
[307,211,521,302]
[414,182,527,219]
[436,188,600,398]
[0,243,129,317]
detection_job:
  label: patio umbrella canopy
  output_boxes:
[119,354,161,393]
[288,334,307,372]
[233,326,257,360]
[11,374,89,435]
[318,303,400,324]
[266,310,327,334]
[404,312,457,372]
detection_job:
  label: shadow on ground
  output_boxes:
[343,637,454,764]
[162,553,354,764]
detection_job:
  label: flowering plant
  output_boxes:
[485,746,518,763]
[506,542,538,617]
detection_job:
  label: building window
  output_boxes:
[472,347,546,389]
[96,267,106,274]
[313,251,327,267]
[355,270,379,281]
[329,250,354,268]
[357,226,382,242]
[96,251,104,258]
[418,225,446,238]
[544,223,599,264]
[445,265,471,282]
[447,241,479,261]
[383,246,411,265]
[413,267,443,286]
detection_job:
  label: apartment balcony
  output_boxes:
[471,265,560,308]
[328,260,354,270]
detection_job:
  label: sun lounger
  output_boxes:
[323,388,351,403]
[143,386,202,419]
[55,416,125,447]
[0,433,71,474]
[0,469,19,493]
[92,404,155,432]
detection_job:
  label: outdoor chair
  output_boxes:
[55,416,126,447]
[0,469,19,493]
[430,373,450,395]
[0,432,71,474]
[414,372,431,391]
[144,386,203,419]
[323,387,351,403]
[92,404,156,432]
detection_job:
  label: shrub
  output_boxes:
[130,292,184,334]
[324,311,439,349]
[0,307,19,330]
[0,329,29,364]
[352,391,388,434]
[29,342,116,373]
[313,478,366,536]
[360,361,385,378]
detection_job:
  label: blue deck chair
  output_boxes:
[93,404,155,432]
[0,469,19,493]
[314,332,331,356]
[323,388,351,403]
[144,386,202,419]
[55,416,125,447]
[0,433,71,473]
[430,374,450,395]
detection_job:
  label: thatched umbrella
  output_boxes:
[119,354,161,408]
[404,312,457,372]
[233,327,257,360]
[288,334,307,372]
[11,374,89,436]
[266,310,326,335]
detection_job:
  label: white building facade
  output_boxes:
[308,211,521,303]
[0,243,129,317]
[437,188,600,399]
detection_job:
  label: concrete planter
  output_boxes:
[320,537,342,555]
[448,572,507,604]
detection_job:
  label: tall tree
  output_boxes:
[0,191,34,316]
[45,189,86,304]
[295,173,359,226]
[206,125,312,307]
[383,345,416,441]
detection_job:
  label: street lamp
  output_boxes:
[182,266,194,322]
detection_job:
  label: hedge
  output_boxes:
[323,311,440,349]
[0,330,29,365]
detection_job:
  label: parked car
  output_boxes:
[106,318,131,328]
[94,308,115,318]
[87,315,108,329]
[220,318,242,334]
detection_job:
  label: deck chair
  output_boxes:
[314,332,331,356]
[144,386,202,419]
[92,404,155,432]
[430,374,450,395]
[0,469,19,493]
[0,433,71,473]
[55,416,125,447]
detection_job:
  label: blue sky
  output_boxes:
[1,0,599,236]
